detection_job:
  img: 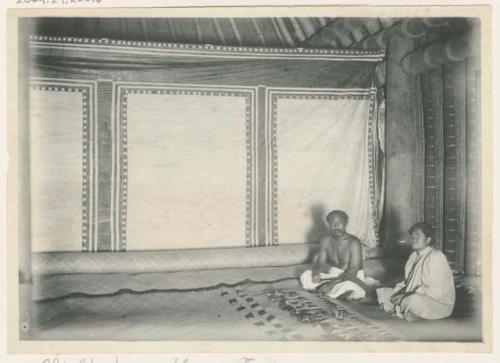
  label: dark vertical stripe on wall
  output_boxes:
[412,74,425,222]
[257,86,267,246]
[465,57,482,276]
[96,80,113,251]
[421,69,444,251]
[442,61,467,273]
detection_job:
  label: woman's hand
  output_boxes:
[390,291,406,306]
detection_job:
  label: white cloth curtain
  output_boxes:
[30,88,86,252]
[125,91,249,250]
[273,90,379,248]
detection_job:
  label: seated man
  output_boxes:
[300,210,370,300]
[376,222,455,321]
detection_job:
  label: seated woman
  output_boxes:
[376,222,455,321]
[300,210,370,300]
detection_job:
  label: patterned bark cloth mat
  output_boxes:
[264,288,401,341]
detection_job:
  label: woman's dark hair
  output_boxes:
[408,222,434,240]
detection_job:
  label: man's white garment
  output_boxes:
[377,246,455,319]
[300,267,369,299]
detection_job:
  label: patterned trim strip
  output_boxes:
[257,86,267,246]
[29,35,385,62]
[266,88,380,247]
[367,88,380,245]
[29,79,98,252]
[96,80,114,251]
[269,93,279,246]
[119,90,128,251]
[114,83,258,250]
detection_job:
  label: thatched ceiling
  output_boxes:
[23,17,468,50]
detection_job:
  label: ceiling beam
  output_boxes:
[274,18,296,47]
[303,17,401,49]
[350,18,450,50]
[401,26,480,74]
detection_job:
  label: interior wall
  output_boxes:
[382,19,482,275]
[25,32,384,253]
[421,59,481,274]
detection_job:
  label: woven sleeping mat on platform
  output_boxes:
[32,279,400,341]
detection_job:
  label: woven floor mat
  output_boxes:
[30,278,481,341]
[31,279,362,341]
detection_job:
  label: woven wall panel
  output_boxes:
[442,61,467,273]
[421,69,444,250]
[465,58,482,276]
[422,61,473,273]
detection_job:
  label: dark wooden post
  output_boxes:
[383,34,422,252]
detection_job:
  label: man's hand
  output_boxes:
[319,281,338,294]
[311,273,321,284]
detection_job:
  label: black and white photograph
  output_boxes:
[5,4,493,354]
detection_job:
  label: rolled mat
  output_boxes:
[32,243,320,275]
[32,244,385,276]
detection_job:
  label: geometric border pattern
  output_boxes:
[29,78,98,252]
[114,83,257,250]
[366,88,380,245]
[29,35,386,63]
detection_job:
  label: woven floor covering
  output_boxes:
[32,279,402,341]
[30,272,482,342]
